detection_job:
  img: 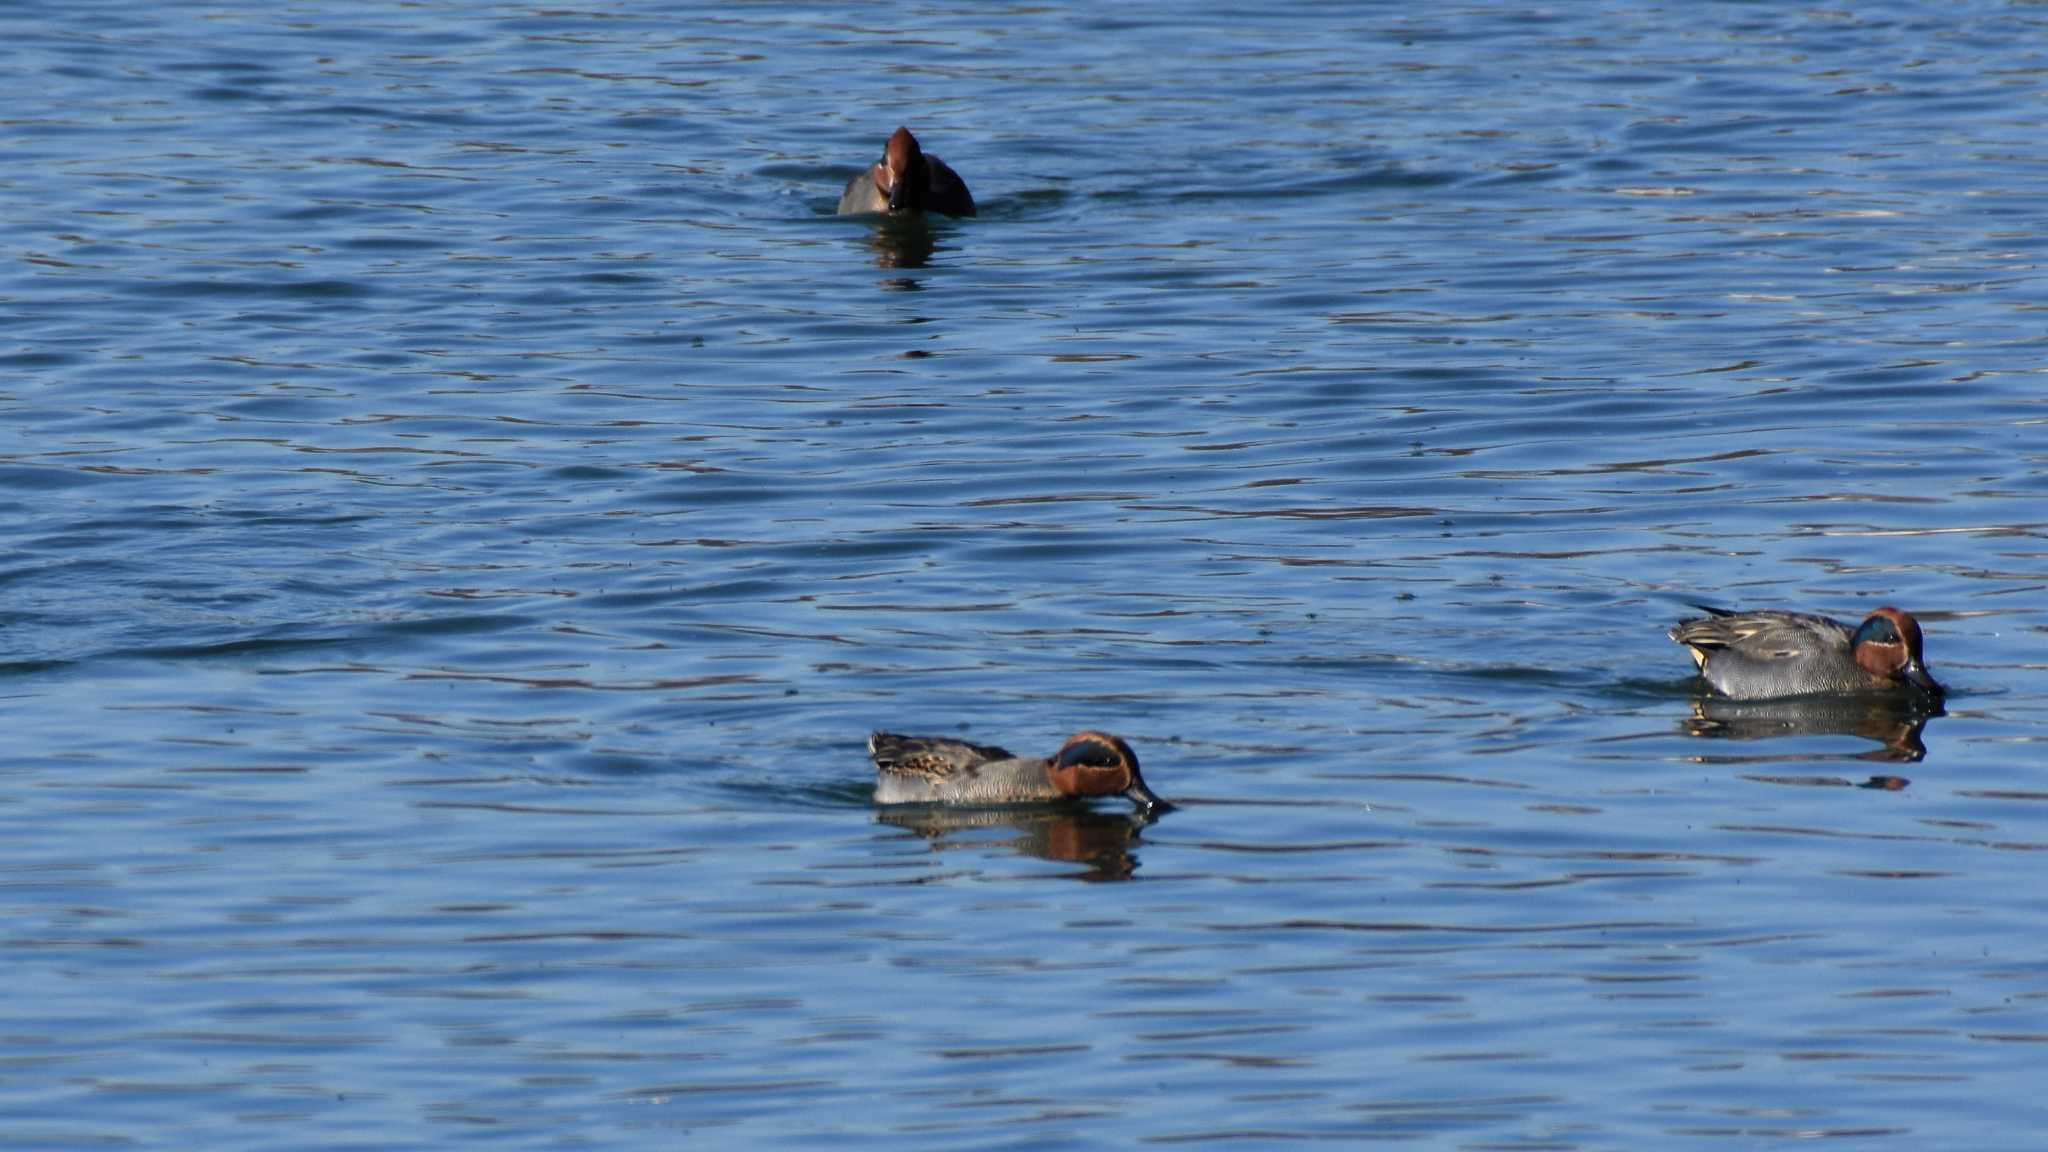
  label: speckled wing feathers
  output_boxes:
[867,731,1016,782]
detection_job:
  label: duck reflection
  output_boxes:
[857,216,940,269]
[875,805,1161,882]
[1681,692,1943,765]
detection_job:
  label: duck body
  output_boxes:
[837,126,976,218]
[869,730,1168,811]
[1670,604,1942,700]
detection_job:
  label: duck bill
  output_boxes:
[883,173,913,213]
[1903,660,1943,697]
[1124,777,1175,814]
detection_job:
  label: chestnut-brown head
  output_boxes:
[1047,731,1172,812]
[1851,607,1941,696]
[875,126,929,213]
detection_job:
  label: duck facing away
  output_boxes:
[837,127,976,218]
[1670,604,1942,700]
[869,730,1170,811]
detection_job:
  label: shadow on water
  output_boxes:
[838,214,956,270]
[1682,692,1943,758]
[1599,675,1943,789]
[875,804,1163,882]
[1678,693,1944,792]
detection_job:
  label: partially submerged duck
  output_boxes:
[869,730,1169,811]
[1670,605,1942,700]
[837,127,976,218]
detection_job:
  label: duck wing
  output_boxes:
[923,155,976,217]
[868,731,1015,779]
[1670,607,1852,660]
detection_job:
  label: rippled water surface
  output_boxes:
[5,2,2048,1147]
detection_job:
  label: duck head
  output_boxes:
[1048,731,1173,813]
[876,126,930,213]
[1851,607,1942,696]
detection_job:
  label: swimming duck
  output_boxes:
[1670,604,1942,700]
[869,730,1170,811]
[837,127,976,217]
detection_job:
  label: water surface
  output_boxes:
[4,2,2047,1148]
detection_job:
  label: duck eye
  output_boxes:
[1856,617,1901,645]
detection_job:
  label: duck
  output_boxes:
[869,729,1170,811]
[837,127,976,218]
[1669,604,1942,700]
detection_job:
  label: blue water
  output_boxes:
[4,1,2047,1147]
